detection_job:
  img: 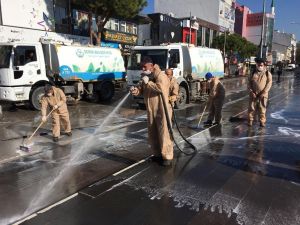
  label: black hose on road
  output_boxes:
[159,93,197,156]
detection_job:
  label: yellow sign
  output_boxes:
[104,30,137,45]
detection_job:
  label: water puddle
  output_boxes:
[5,93,131,225]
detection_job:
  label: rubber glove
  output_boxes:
[142,76,149,84]
[42,116,47,123]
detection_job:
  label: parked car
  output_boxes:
[286,63,296,71]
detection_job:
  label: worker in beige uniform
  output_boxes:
[165,69,179,109]
[130,61,173,166]
[248,57,272,127]
[41,84,72,142]
[203,72,225,126]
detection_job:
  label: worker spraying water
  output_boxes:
[130,59,174,167]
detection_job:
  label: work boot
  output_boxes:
[161,159,173,167]
[53,137,59,142]
[248,121,253,126]
[203,120,213,127]
[260,122,266,127]
[66,132,72,136]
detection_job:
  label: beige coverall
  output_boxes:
[169,76,179,105]
[248,69,272,124]
[133,65,174,160]
[207,78,225,123]
[41,87,71,138]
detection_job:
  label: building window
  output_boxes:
[120,21,126,32]
[213,30,217,42]
[205,28,210,47]
[54,6,66,24]
[104,19,112,29]
[127,23,134,34]
[197,27,203,46]
[133,25,137,35]
[114,19,119,31]
[72,10,89,36]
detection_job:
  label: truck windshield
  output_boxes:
[128,50,168,70]
[0,46,12,68]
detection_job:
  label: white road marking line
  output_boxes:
[37,193,78,214]
[113,156,152,176]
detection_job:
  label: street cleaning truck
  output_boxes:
[0,31,126,110]
[126,43,224,107]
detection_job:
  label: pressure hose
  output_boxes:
[159,93,197,155]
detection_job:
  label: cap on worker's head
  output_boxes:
[205,72,213,80]
[141,57,153,65]
[255,57,266,64]
[44,84,53,93]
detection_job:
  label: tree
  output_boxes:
[72,0,147,44]
[212,33,258,60]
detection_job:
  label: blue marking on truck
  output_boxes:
[59,65,125,81]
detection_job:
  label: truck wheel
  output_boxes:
[176,86,187,108]
[99,82,115,101]
[89,92,100,103]
[30,86,45,110]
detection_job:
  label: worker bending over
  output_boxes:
[130,60,174,166]
[41,84,72,142]
[203,72,225,126]
[165,69,179,108]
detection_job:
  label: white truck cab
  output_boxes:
[0,42,48,103]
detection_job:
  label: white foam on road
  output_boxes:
[270,110,288,123]
[278,127,300,138]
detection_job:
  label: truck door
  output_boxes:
[168,49,181,77]
[12,45,41,86]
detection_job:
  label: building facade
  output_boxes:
[0,0,139,48]
[153,0,234,48]
[272,31,297,63]
[234,2,275,60]
[154,0,220,25]
[218,0,236,33]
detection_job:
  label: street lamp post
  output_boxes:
[223,29,227,58]
[260,0,266,58]
[189,11,192,46]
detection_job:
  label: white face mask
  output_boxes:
[256,65,264,72]
[143,70,152,75]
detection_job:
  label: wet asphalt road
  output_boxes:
[1,73,300,225]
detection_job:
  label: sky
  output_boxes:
[142,0,300,41]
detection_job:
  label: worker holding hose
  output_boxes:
[130,60,174,166]
[41,84,72,142]
[203,72,225,126]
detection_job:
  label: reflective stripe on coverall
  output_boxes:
[134,65,174,160]
[207,78,225,123]
[41,87,71,137]
[248,69,272,123]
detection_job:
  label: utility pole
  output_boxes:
[260,0,266,58]
[189,11,192,46]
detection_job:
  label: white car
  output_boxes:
[287,63,296,71]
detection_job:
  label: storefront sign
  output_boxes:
[100,42,119,48]
[103,30,137,45]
